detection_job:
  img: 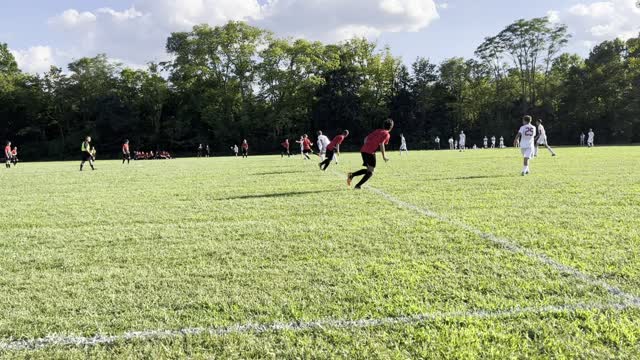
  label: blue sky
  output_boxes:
[1,0,639,73]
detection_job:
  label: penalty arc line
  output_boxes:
[331,169,640,306]
[0,302,636,351]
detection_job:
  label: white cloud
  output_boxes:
[551,0,640,47]
[10,46,57,73]
[49,9,97,28]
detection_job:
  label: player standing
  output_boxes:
[580,132,586,146]
[122,140,131,164]
[281,139,290,158]
[241,140,249,158]
[317,131,330,161]
[399,134,408,155]
[587,129,595,147]
[434,136,441,150]
[231,144,239,157]
[513,116,536,176]
[205,145,211,158]
[80,136,95,171]
[448,137,454,150]
[483,136,488,149]
[458,131,466,152]
[197,144,203,158]
[4,141,12,169]
[491,136,496,149]
[534,120,557,157]
[10,146,18,166]
[319,130,349,171]
[499,136,505,148]
[347,119,393,189]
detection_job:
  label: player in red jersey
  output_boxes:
[122,140,131,164]
[298,134,312,160]
[281,139,290,158]
[4,141,12,169]
[347,119,393,189]
[319,130,349,171]
[10,146,18,166]
[241,140,249,158]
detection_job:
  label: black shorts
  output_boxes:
[325,149,335,160]
[242,149,248,155]
[81,152,92,161]
[361,152,376,168]
[303,149,311,154]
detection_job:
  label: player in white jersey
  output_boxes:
[317,131,331,161]
[499,136,505,148]
[534,120,557,157]
[587,129,595,147]
[514,115,536,176]
[491,136,496,149]
[458,131,466,152]
[483,136,488,149]
[448,137,454,150]
[399,134,408,155]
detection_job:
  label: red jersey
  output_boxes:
[303,138,312,150]
[4,146,11,157]
[242,143,249,150]
[361,129,391,155]
[122,143,130,153]
[11,149,17,156]
[327,135,345,152]
[281,140,289,149]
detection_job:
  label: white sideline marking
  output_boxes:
[0,302,635,351]
[334,168,640,306]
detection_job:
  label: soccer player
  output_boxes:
[483,136,488,149]
[459,131,466,152]
[4,141,12,169]
[580,132,586,146]
[454,140,458,150]
[399,134,408,155]
[297,135,312,160]
[80,136,95,171]
[499,136,505,148]
[491,136,496,149]
[513,116,536,176]
[197,144,203,158]
[281,139,290,158]
[587,129,595,147]
[319,130,349,171]
[347,119,393,189]
[241,140,249,158]
[231,145,239,157]
[317,131,330,161]
[434,136,441,150]
[449,137,454,150]
[122,140,131,164]
[10,146,18,166]
[205,145,211,158]
[534,120,557,157]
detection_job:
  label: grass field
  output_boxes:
[0,146,639,358]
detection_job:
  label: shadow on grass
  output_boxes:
[217,190,340,201]
[428,175,514,181]
[251,170,307,176]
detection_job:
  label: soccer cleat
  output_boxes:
[347,173,353,187]
[318,162,323,171]
[552,153,557,157]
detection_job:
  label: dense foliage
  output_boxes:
[1,18,639,159]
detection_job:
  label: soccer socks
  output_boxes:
[355,172,373,188]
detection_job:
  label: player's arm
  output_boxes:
[380,143,389,162]
[513,133,521,147]
[336,144,340,156]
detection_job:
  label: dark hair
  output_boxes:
[317,131,322,136]
[523,115,532,123]
[537,119,543,124]
[384,119,394,130]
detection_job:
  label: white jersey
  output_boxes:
[400,137,407,149]
[518,124,537,149]
[317,135,330,151]
[459,134,466,145]
[588,132,595,142]
[537,125,546,138]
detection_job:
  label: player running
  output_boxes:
[319,130,349,171]
[241,140,249,158]
[122,140,131,164]
[347,119,393,189]
[587,129,595,147]
[513,116,536,176]
[281,139,291,158]
[459,131,466,152]
[80,136,95,171]
[4,141,12,169]
[399,134,408,155]
[317,131,330,161]
[297,135,312,160]
[534,120,557,157]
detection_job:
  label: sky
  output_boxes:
[1,0,639,73]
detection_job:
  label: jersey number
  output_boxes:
[525,129,534,136]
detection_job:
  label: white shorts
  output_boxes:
[459,142,465,148]
[537,136,547,145]
[521,147,533,159]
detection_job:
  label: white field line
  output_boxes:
[332,169,640,306]
[0,302,636,351]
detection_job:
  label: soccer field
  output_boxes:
[1,147,639,358]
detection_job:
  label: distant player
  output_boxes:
[197,144,203,158]
[319,130,349,171]
[297,135,312,160]
[483,136,488,149]
[205,145,211,158]
[454,140,458,150]
[122,140,131,164]
[241,140,249,158]
[534,120,557,157]
[281,139,290,158]
[587,129,595,147]
[449,137,454,150]
[434,136,441,150]
[399,134,408,155]
[231,144,239,157]
[4,141,12,169]
[10,146,18,166]
[347,119,393,189]
[317,131,330,161]
[499,136,505,148]
[580,132,586,146]
[459,131,466,152]
[513,116,536,176]
[80,136,95,171]
[491,136,496,149]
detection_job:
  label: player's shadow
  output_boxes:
[429,175,513,181]
[217,190,339,201]
[251,170,306,176]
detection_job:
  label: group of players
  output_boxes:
[3,141,18,168]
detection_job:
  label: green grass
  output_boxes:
[0,147,639,358]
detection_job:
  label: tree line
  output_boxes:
[1,18,639,160]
